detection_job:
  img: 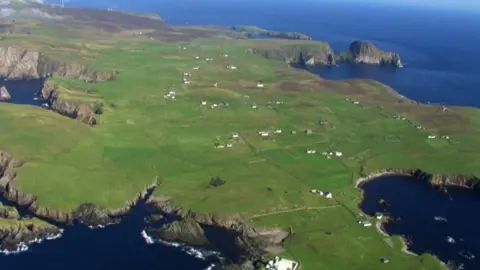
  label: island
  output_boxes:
[232,25,312,40]
[0,1,478,270]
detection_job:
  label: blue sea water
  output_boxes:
[3,1,480,269]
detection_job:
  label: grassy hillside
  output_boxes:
[1,22,479,269]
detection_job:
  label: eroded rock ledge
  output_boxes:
[40,81,103,126]
[0,46,118,82]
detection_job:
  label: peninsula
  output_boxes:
[232,25,312,40]
[0,1,478,270]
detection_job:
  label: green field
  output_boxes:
[1,15,480,269]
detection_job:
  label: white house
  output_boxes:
[256,82,264,88]
[183,80,191,84]
[442,135,450,140]
[275,129,282,134]
[195,55,200,59]
[214,83,218,88]
[251,104,258,109]
[223,54,229,57]
[428,135,436,139]
[226,143,233,148]
[227,65,237,70]
[306,149,316,154]
[201,101,207,106]
[266,257,299,270]
[358,220,372,227]
[193,66,200,70]
[216,144,225,149]
[325,192,333,199]
[353,101,360,105]
[335,152,343,157]
[206,58,214,61]
[211,104,218,108]
[376,213,384,220]
[232,133,240,139]
[260,131,269,137]
[182,72,190,76]
[169,91,176,95]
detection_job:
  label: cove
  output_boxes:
[0,190,222,270]
[359,175,480,270]
[0,78,45,107]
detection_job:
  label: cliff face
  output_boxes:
[249,40,402,68]
[40,81,103,126]
[338,40,402,67]
[0,47,118,82]
[249,43,336,66]
[146,198,289,263]
[0,85,10,102]
[360,168,479,191]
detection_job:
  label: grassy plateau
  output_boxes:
[1,7,480,269]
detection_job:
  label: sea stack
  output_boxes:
[342,40,402,67]
[0,85,11,102]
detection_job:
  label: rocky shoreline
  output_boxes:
[355,168,479,191]
[143,196,290,268]
[40,80,104,126]
[0,149,160,251]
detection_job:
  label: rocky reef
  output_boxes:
[0,46,118,82]
[0,221,61,252]
[249,43,336,66]
[40,81,103,126]
[233,25,312,40]
[337,40,402,67]
[0,85,11,102]
[145,196,290,266]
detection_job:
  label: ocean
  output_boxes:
[3,0,480,269]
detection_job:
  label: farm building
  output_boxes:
[266,257,299,270]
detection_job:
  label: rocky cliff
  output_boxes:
[337,40,402,67]
[358,168,479,192]
[0,85,10,102]
[249,43,336,66]
[40,81,103,126]
[0,222,61,252]
[145,198,290,264]
[249,40,402,68]
[0,47,118,82]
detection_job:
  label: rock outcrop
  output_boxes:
[0,85,11,102]
[146,198,290,264]
[249,40,402,68]
[40,81,103,126]
[0,47,118,82]
[249,43,336,66]
[0,222,61,252]
[337,40,402,67]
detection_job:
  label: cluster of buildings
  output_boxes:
[265,257,299,270]
[310,189,333,199]
[258,129,283,137]
[321,151,343,159]
[163,90,176,100]
[345,98,360,105]
[182,72,191,85]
